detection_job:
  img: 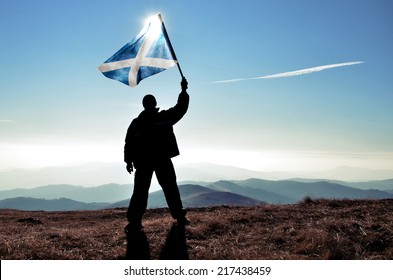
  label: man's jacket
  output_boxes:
[124,91,189,167]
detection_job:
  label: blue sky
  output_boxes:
[0,0,392,172]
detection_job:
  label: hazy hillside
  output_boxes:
[0,184,82,199]
[0,162,283,189]
[292,178,393,191]
[0,197,108,211]
[343,179,393,191]
[1,199,392,260]
[234,178,393,201]
[146,184,217,208]
[183,191,264,207]
[208,180,294,204]
[2,162,393,190]
[149,184,266,208]
[0,184,132,203]
[1,179,393,211]
[110,184,266,209]
[176,162,295,182]
[0,162,131,189]
[307,166,393,182]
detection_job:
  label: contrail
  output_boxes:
[211,61,364,84]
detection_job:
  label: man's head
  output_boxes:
[142,94,157,110]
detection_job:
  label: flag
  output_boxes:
[98,14,178,87]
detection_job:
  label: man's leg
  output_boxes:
[155,158,187,224]
[126,166,154,230]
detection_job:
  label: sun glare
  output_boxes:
[174,148,315,172]
[175,148,393,172]
[0,143,120,169]
[1,143,392,172]
[144,13,163,38]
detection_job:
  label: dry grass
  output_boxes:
[0,199,392,260]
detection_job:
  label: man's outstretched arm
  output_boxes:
[161,77,189,124]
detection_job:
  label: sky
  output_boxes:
[0,0,393,173]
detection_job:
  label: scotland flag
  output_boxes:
[98,14,178,87]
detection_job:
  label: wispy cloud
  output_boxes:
[0,120,14,123]
[211,61,364,84]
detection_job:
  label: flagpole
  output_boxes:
[159,15,185,79]
[175,57,184,78]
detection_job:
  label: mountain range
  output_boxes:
[1,178,392,211]
[0,197,108,211]
[0,184,132,203]
[2,162,393,190]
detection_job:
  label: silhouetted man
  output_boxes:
[124,78,189,233]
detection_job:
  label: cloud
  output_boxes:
[211,61,364,84]
[0,120,14,123]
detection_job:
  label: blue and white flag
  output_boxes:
[98,14,178,87]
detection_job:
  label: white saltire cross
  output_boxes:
[98,15,177,87]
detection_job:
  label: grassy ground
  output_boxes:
[0,199,392,260]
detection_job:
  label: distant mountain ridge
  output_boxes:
[1,178,393,211]
[0,197,109,211]
[149,184,266,208]
[0,184,132,203]
[107,184,265,209]
[233,178,393,201]
[292,178,393,191]
[2,162,393,190]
